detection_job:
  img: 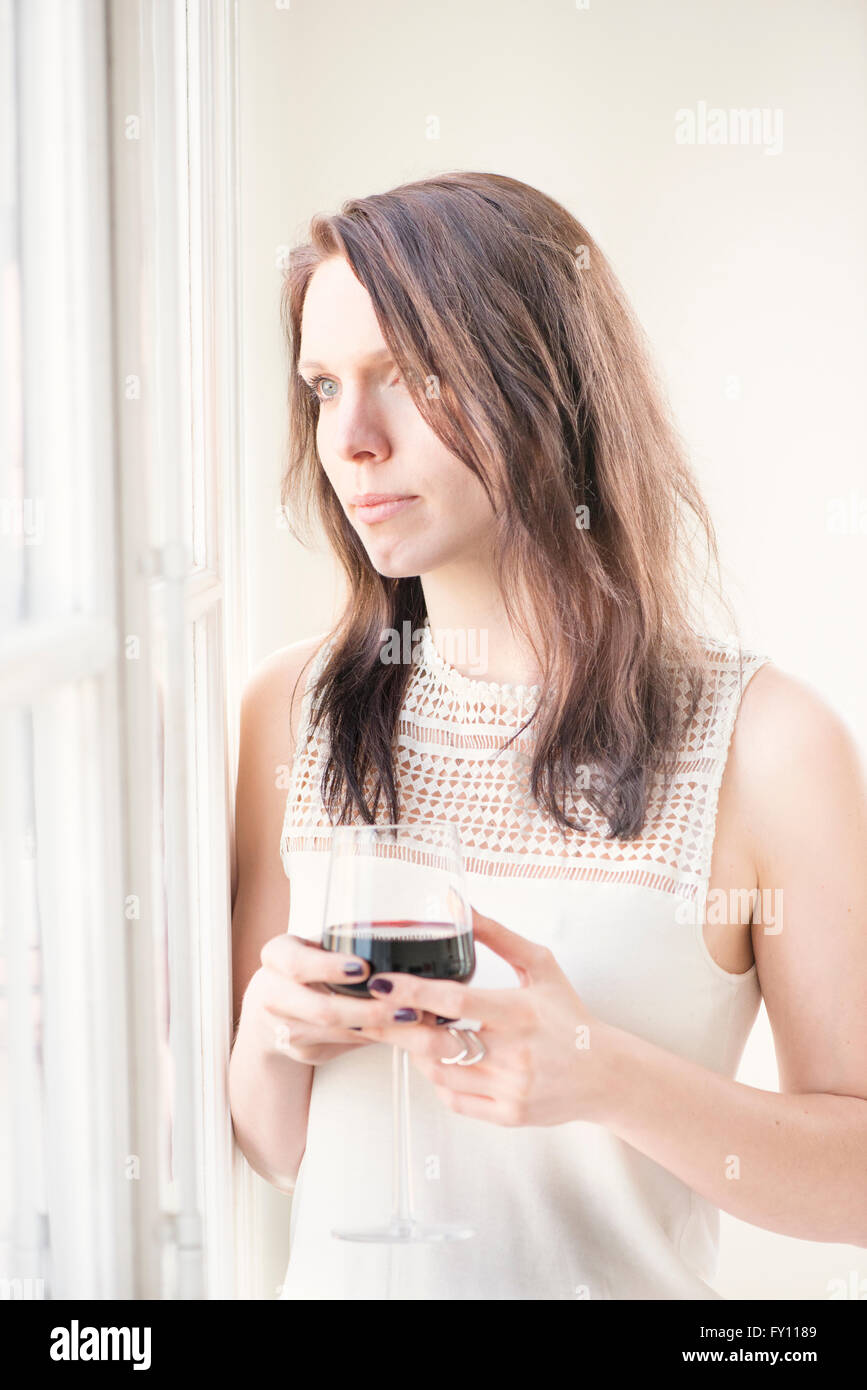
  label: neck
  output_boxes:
[419,563,543,688]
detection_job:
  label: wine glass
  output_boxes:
[321,820,475,1243]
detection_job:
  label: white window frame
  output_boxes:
[1,0,134,1299]
[107,0,247,1298]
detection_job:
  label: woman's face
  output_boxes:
[298,255,496,579]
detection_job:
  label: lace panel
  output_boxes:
[281,625,770,905]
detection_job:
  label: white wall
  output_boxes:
[238,0,867,1300]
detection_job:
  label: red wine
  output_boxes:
[323,919,475,998]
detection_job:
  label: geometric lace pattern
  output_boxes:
[281,619,770,905]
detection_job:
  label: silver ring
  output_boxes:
[456,1028,486,1067]
[439,1026,486,1067]
[439,1026,468,1065]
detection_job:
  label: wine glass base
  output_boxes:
[331,1219,475,1244]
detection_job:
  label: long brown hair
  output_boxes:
[279,171,733,838]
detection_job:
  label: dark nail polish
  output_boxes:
[393,1008,418,1022]
[368,978,393,994]
[343,962,365,976]
[435,1016,457,1026]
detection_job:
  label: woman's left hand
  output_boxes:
[356,908,616,1127]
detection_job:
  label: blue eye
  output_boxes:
[302,371,404,405]
[305,374,339,403]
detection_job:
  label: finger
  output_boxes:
[272,1021,373,1052]
[261,977,406,1030]
[469,907,556,983]
[261,933,372,988]
[358,1015,452,1053]
[361,1017,500,1068]
[412,1052,497,1093]
[365,973,525,1030]
[432,1086,519,1125]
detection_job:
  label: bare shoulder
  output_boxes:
[727,658,867,876]
[240,632,330,751]
[233,632,330,885]
[241,632,330,709]
[732,659,860,769]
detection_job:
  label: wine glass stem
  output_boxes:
[391,1044,415,1233]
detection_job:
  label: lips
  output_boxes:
[353,495,418,524]
[351,493,413,506]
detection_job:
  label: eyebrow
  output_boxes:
[297,348,394,372]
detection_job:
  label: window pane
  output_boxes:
[0,674,131,1299]
[0,704,47,1300]
[14,0,114,625]
[0,0,25,633]
[190,605,234,1295]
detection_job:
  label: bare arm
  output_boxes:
[598,663,867,1245]
[228,637,322,1191]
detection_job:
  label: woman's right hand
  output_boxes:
[246,933,427,1065]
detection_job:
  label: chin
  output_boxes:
[367,555,421,580]
[360,522,465,578]
[361,536,439,580]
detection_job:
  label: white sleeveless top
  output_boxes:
[277,621,770,1300]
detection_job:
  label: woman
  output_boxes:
[229,172,867,1300]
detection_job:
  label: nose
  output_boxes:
[329,383,392,468]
